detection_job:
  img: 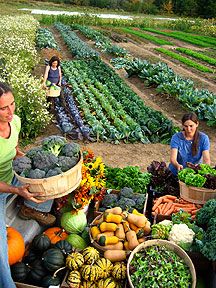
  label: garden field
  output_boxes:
[1,2,216,172]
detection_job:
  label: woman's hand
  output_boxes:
[176,164,183,171]
[16,185,46,204]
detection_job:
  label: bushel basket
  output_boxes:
[179,180,216,204]
[14,153,83,200]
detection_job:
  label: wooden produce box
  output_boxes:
[16,284,42,288]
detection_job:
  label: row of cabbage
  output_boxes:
[0,15,50,138]
[61,59,177,144]
[111,57,216,126]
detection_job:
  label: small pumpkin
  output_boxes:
[42,248,65,271]
[7,227,25,265]
[29,260,48,283]
[32,234,51,252]
[43,227,68,244]
[10,262,30,282]
[54,239,72,255]
[66,252,84,270]
[67,270,81,288]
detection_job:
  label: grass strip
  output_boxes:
[121,27,173,45]
[155,47,214,73]
[176,47,216,66]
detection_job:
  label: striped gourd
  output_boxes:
[95,257,113,278]
[66,252,84,270]
[97,277,116,288]
[67,270,81,288]
[80,264,99,282]
[112,262,127,280]
[80,281,97,288]
[82,247,100,264]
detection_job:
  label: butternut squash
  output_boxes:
[143,220,151,235]
[105,207,122,215]
[132,209,144,216]
[103,242,124,250]
[93,215,104,225]
[104,212,122,224]
[90,226,101,240]
[115,224,125,240]
[126,230,139,250]
[96,232,114,241]
[104,250,127,262]
[99,222,118,232]
[124,241,129,250]
[122,221,130,233]
[127,213,147,228]
[98,235,119,246]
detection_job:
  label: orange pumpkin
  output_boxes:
[7,227,25,265]
[43,227,68,244]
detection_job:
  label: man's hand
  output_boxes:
[16,185,46,204]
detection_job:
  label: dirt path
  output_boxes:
[34,26,216,171]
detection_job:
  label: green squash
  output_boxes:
[42,248,65,271]
[54,239,72,255]
[41,274,61,287]
[23,249,39,264]
[32,234,51,252]
[29,260,48,283]
[66,234,87,250]
[10,262,30,282]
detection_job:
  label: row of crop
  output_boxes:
[36,28,59,50]
[143,28,215,48]
[66,24,128,58]
[121,27,173,46]
[155,48,214,73]
[175,48,216,67]
[111,57,216,126]
[55,22,99,59]
[61,59,177,144]
[0,15,51,139]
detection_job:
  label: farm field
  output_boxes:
[1,6,216,172]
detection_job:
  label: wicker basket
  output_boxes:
[127,239,196,288]
[89,214,107,252]
[46,87,61,97]
[14,153,83,200]
[179,180,216,204]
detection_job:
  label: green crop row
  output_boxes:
[155,48,214,73]
[176,48,216,66]
[121,27,173,46]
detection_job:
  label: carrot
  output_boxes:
[165,205,175,216]
[175,207,194,212]
[157,206,162,215]
[191,209,200,215]
[191,215,196,220]
[152,197,163,211]
[160,203,168,215]
[163,202,173,214]
[165,195,177,201]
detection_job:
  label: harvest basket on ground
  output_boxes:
[179,180,216,204]
[14,153,83,201]
[127,239,196,288]
[46,85,61,97]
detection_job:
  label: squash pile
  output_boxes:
[65,246,127,288]
[90,207,151,262]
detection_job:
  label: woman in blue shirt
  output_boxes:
[169,112,210,176]
[43,56,62,87]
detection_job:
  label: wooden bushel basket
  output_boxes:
[127,239,196,288]
[14,153,83,200]
[179,180,216,204]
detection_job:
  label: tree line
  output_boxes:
[38,0,216,18]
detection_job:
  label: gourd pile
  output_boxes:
[90,207,152,262]
[65,246,127,288]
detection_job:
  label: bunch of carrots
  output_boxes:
[152,195,202,219]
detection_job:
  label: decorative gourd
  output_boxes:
[54,239,72,255]
[10,262,30,282]
[7,227,25,265]
[43,227,68,244]
[82,247,100,264]
[111,262,127,280]
[95,257,113,278]
[80,281,97,288]
[80,264,99,282]
[29,260,48,283]
[31,234,51,252]
[42,248,64,271]
[97,277,116,288]
[67,270,81,288]
[66,252,84,270]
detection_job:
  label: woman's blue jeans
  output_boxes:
[0,177,53,287]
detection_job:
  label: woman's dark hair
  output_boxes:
[0,82,12,97]
[182,112,199,156]
[49,56,60,67]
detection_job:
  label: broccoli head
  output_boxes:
[27,168,46,179]
[119,187,133,198]
[46,167,62,178]
[58,156,78,172]
[117,197,136,211]
[132,194,146,212]
[25,147,43,160]
[42,135,67,157]
[31,150,58,172]
[101,194,119,208]
[61,142,80,158]
[13,156,32,175]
